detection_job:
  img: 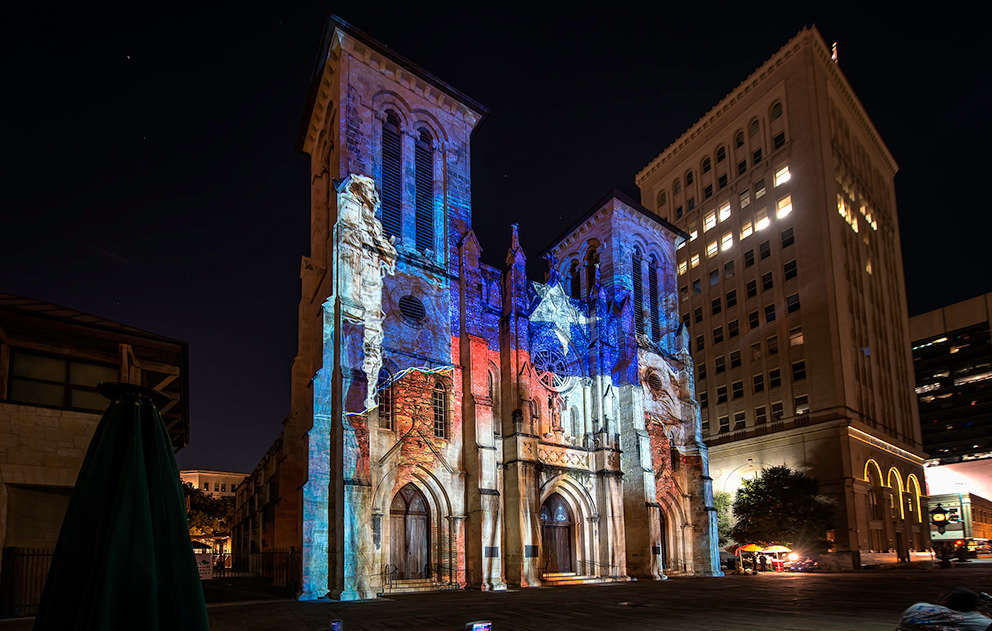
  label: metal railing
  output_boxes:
[202,549,299,602]
[1,547,53,618]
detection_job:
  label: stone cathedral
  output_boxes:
[236,16,722,600]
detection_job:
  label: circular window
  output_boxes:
[398,295,426,323]
[533,348,569,392]
[647,371,664,394]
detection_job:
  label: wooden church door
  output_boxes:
[540,493,573,573]
[390,484,429,579]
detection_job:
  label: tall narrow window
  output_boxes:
[570,261,581,299]
[377,369,393,430]
[381,111,402,239]
[433,381,447,438]
[633,250,644,336]
[415,128,434,254]
[649,258,661,342]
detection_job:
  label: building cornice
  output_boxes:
[636,26,897,186]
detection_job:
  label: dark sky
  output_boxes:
[2,3,990,474]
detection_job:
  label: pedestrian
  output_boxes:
[759,555,768,572]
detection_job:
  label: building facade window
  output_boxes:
[782,227,795,248]
[433,382,447,438]
[380,110,403,240]
[792,360,807,381]
[755,405,767,424]
[377,369,393,430]
[765,304,776,323]
[769,369,781,388]
[730,350,741,368]
[415,128,435,253]
[787,293,801,313]
[784,260,797,280]
[733,411,746,429]
[726,289,737,307]
[633,250,644,336]
[753,374,765,393]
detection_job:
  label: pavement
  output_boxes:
[4,563,992,630]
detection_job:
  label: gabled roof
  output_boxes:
[295,14,489,152]
[540,189,688,257]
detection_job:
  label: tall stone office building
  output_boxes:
[234,16,722,601]
[636,27,928,567]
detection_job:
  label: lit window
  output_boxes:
[866,259,872,275]
[721,233,733,252]
[755,179,766,198]
[433,381,448,438]
[678,260,687,275]
[677,240,686,250]
[790,326,803,346]
[704,211,717,232]
[795,395,809,414]
[774,165,791,186]
[756,208,769,231]
[691,254,700,268]
[777,195,793,218]
[719,202,731,222]
[707,241,718,258]
[740,220,753,240]
[690,230,699,242]
[740,189,750,208]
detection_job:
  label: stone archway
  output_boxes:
[540,493,574,573]
[390,483,429,579]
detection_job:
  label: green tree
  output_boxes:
[729,465,834,552]
[183,482,234,540]
[713,491,733,547]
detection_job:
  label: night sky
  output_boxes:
[3,3,989,474]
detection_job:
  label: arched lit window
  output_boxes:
[415,127,434,254]
[633,248,644,336]
[432,381,447,438]
[702,157,711,174]
[649,256,660,341]
[377,369,393,430]
[771,101,783,121]
[749,119,760,138]
[381,111,402,239]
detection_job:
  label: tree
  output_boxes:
[183,482,234,541]
[713,491,733,547]
[729,465,834,552]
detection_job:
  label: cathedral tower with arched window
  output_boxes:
[234,15,721,601]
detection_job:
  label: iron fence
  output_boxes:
[202,549,299,602]
[1,547,54,618]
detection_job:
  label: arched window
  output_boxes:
[735,130,745,148]
[771,101,783,121]
[569,260,581,299]
[584,242,600,297]
[377,369,393,430]
[702,157,711,174]
[381,111,402,239]
[685,170,694,186]
[432,381,447,438]
[657,190,667,208]
[415,127,434,254]
[716,145,726,163]
[633,248,644,336]
[649,256,660,341]
[749,119,760,138]
[674,179,681,195]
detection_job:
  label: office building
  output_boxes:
[636,27,927,567]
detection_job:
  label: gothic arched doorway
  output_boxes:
[540,493,573,573]
[390,484,429,579]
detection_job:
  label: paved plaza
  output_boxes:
[4,564,992,630]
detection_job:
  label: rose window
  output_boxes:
[533,349,569,392]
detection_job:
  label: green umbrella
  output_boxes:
[33,383,209,631]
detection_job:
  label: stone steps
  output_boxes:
[541,572,606,585]
[381,577,445,594]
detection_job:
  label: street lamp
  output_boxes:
[930,503,949,535]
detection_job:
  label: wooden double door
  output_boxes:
[540,493,573,573]
[390,484,429,579]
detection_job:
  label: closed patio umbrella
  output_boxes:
[33,383,209,631]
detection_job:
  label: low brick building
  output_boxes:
[0,294,188,590]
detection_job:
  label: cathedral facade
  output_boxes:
[237,16,722,600]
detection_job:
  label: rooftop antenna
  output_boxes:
[832,42,839,64]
